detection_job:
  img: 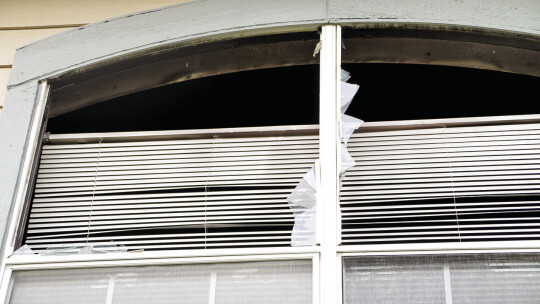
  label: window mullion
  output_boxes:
[318,24,342,304]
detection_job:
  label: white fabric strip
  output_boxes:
[288,69,363,246]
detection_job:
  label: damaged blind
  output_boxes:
[341,123,540,245]
[25,128,318,252]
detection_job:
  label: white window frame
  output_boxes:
[2,24,540,304]
[0,81,50,285]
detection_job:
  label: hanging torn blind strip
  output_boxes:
[341,122,540,245]
[287,69,362,246]
[25,128,318,252]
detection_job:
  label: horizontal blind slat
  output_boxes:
[28,132,313,252]
[342,123,540,245]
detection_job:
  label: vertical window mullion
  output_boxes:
[318,24,342,304]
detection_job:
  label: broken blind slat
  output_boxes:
[26,132,318,252]
[341,123,540,245]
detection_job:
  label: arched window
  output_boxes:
[1,1,539,303]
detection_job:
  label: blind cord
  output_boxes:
[204,136,216,249]
[86,138,102,245]
[443,126,462,242]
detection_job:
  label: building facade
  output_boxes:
[0,0,539,303]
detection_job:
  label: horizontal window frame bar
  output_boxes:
[6,247,319,270]
[46,114,540,144]
[338,241,540,256]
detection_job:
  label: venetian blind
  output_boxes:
[341,123,540,245]
[25,127,318,252]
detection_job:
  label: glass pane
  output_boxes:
[450,255,540,303]
[26,126,320,252]
[343,254,540,304]
[9,259,312,304]
[343,255,446,304]
[8,268,109,304]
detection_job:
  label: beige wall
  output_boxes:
[0,0,192,116]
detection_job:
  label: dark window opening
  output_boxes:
[47,63,539,135]
[47,65,320,134]
[342,63,539,122]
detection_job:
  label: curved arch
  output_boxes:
[5,1,533,116]
[48,25,538,116]
[9,0,538,88]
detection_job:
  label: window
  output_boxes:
[2,24,539,304]
[9,260,313,304]
[28,126,318,252]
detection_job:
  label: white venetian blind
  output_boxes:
[341,122,540,245]
[25,126,318,252]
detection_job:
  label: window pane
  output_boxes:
[343,255,446,304]
[450,255,540,303]
[343,254,540,304]
[9,259,312,304]
[8,268,109,304]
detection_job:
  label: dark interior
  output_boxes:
[46,63,539,134]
